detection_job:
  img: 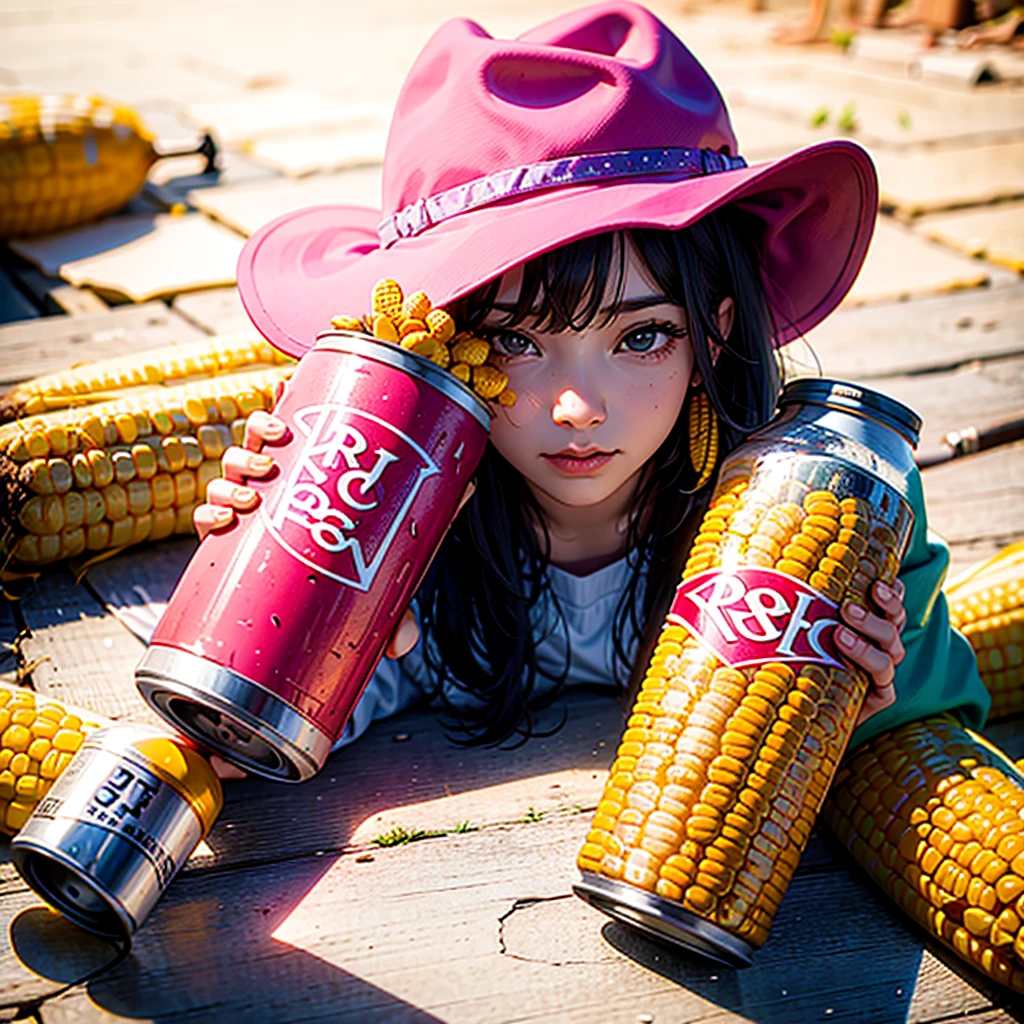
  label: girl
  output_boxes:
[200,3,987,764]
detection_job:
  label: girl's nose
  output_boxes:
[552,388,606,430]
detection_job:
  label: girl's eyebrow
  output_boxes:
[486,294,672,318]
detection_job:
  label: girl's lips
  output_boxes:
[542,450,617,475]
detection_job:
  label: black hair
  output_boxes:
[414,204,783,746]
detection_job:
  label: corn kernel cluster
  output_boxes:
[579,464,910,948]
[0,682,106,834]
[331,279,516,407]
[0,93,156,238]
[0,361,292,567]
[825,716,1024,993]
[0,333,293,423]
[946,542,1024,722]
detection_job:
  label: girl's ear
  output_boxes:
[693,296,734,387]
[716,296,735,345]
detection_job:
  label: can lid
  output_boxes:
[779,378,922,447]
[314,330,492,431]
[90,725,223,836]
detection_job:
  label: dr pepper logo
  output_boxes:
[668,568,844,670]
[262,404,439,591]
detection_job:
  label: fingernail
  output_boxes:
[837,627,856,646]
[845,603,866,621]
[214,507,233,520]
[265,418,286,438]
[396,619,418,651]
[249,454,273,471]
[235,487,256,503]
[876,582,892,599]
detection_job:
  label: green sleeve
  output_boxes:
[848,467,991,751]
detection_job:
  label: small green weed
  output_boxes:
[837,103,859,132]
[809,106,829,129]
[523,806,545,823]
[452,820,478,834]
[371,823,446,847]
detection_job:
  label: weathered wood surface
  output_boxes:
[0,280,1021,1020]
[0,693,1020,1024]
[0,303,207,389]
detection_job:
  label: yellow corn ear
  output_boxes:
[0,334,293,424]
[0,93,158,239]
[581,482,894,947]
[1,366,291,568]
[0,682,108,834]
[946,542,1024,721]
[824,716,1024,994]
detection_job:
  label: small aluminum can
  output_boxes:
[136,332,490,782]
[11,724,222,938]
[574,379,921,966]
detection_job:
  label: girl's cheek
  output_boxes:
[497,389,543,428]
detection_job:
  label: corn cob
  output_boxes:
[0,681,108,834]
[0,334,294,422]
[329,279,517,407]
[825,716,1024,994]
[579,466,913,949]
[0,93,159,238]
[945,541,1024,722]
[1,364,292,568]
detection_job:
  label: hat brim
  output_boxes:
[237,139,876,359]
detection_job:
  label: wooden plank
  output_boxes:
[17,813,996,1024]
[5,257,111,317]
[921,441,1024,548]
[0,303,207,390]
[870,356,1024,454]
[1,570,157,724]
[801,282,1024,380]
[170,286,256,335]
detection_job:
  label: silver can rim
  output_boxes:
[11,837,135,939]
[573,870,754,968]
[314,330,493,432]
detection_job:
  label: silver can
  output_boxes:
[11,723,223,938]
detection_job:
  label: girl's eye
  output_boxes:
[486,330,538,358]
[617,321,685,356]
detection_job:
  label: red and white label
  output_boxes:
[262,404,439,591]
[668,568,843,670]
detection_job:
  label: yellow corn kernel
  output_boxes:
[825,716,1024,995]
[472,365,509,400]
[451,335,491,367]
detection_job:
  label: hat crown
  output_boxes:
[382,2,738,217]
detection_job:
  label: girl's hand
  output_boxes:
[194,410,288,541]
[836,579,907,729]
[193,414,477,663]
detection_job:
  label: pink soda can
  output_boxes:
[136,331,490,782]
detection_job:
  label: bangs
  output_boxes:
[455,231,631,335]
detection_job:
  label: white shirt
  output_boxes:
[333,553,642,749]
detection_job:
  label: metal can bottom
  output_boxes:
[13,840,132,939]
[573,871,754,968]
[136,646,332,783]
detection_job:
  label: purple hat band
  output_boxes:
[379,146,748,248]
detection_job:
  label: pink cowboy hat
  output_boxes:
[237,2,877,359]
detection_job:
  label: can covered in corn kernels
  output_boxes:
[11,723,222,938]
[136,332,489,782]
[574,379,921,966]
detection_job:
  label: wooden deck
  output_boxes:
[0,276,1022,1022]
